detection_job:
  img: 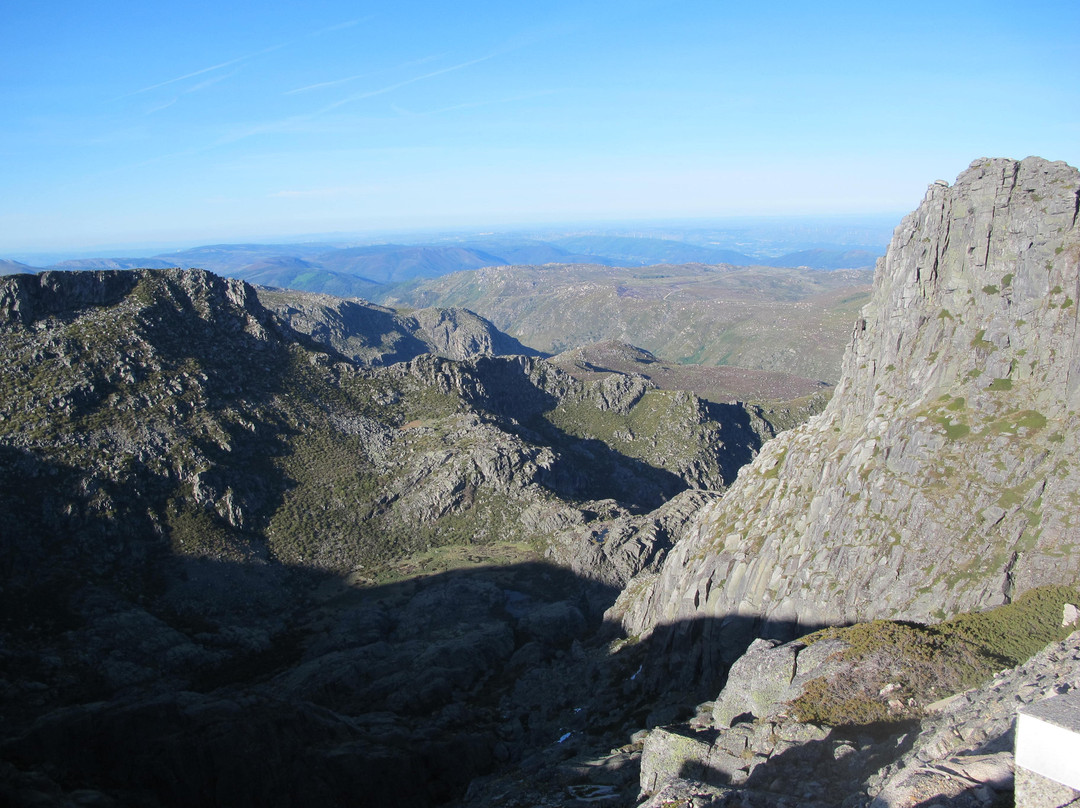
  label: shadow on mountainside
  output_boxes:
[674,723,919,805]
[0,491,835,808]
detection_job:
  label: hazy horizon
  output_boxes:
[2,211,906,267]
[4,0,1077,253]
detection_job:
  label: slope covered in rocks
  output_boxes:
[0,267,788,585]
[617,157,1080,672]
[0,266,807,806]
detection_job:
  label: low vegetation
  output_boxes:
[790,585,1080,726]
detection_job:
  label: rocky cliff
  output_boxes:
[617,157,1080,672]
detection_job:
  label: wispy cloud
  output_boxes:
[309,16,373,37]
[217,50,506,147]
[185,70,238,94]
[141,70,238,115]
[108,45,511,172]
[285,54,443,95]
[320,53,498,113]
[145,97,179,115]
[118,43,284,99]
[394,89,562,117]
[120,16,372,102]
[270,187,358,199]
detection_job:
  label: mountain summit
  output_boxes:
[616,157,1080,667]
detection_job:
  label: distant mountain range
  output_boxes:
[1,233,884,301]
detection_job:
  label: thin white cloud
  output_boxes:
[401,90,561,116]
[309,16,372,36]
[320,53,498,113]
[216,51,505,147]
[145,97,179,115]
[140,70,238,116]
[286,74,371,96]
[120,17,374,101]
[184,70,238,94]
[108,45,511,171]
[118,43,284,99]
[285,54,444,95]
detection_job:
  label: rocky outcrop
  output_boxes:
[256,286,538,365]
[635,629,1080,808]
[617,158,1080,666]
[545,489,721,588]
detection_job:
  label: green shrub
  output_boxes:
[789,586,1080,727]
[942,585,1080,666]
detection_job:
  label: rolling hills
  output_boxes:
[376,263,874,381]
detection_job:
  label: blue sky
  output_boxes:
[2,0,1077,253]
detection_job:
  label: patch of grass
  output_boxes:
[982,285,999,295]
[791,586,1080,727]
[970,330,996,352]
[987,378,1013,392]
[936,416,970,440]
[791,620,1000,726]
[762,447,788,479]
[1014,410,1047,430]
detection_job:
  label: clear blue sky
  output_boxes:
[2,0,1077,253]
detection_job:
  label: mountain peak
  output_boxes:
[616,156,1080,676]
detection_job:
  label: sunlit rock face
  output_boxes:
[618,157,1080,666]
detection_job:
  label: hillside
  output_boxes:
[768,247,880,269]
[3,229,885,304]
[0,266,811,806]
[0,268,792,580]
[377,263,873,381]
[615,157,1080,673]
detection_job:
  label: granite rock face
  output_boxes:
[617,158,1080,661]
